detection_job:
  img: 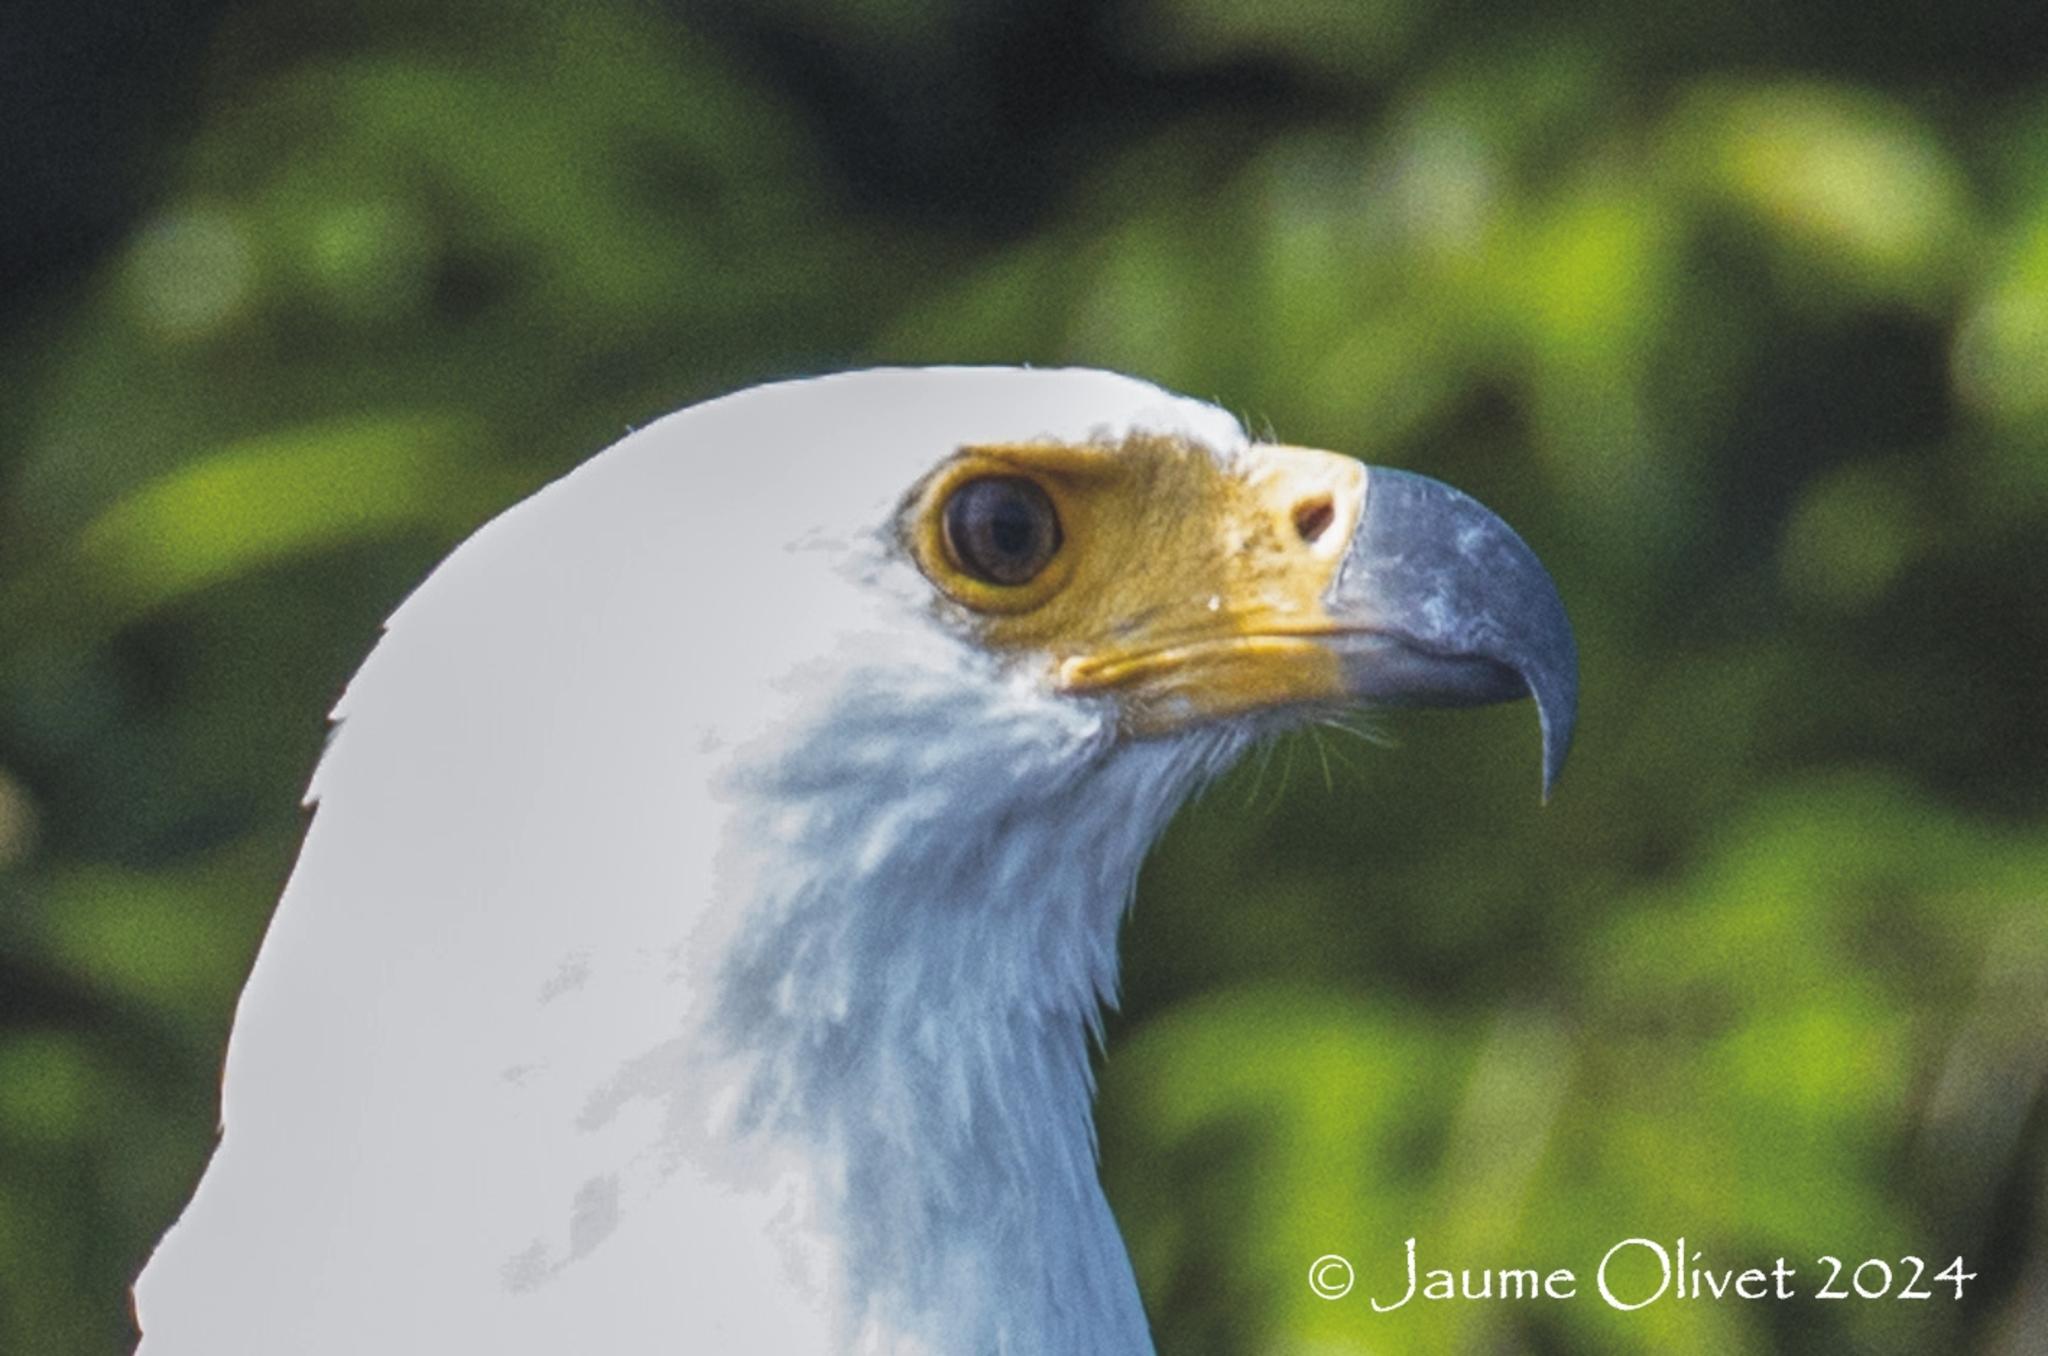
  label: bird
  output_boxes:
[132,366,1575,1354]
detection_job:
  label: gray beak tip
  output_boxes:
[1537,668,1577,803]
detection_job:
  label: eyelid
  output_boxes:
[960,442,1123,484]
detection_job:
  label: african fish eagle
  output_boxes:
[133,367,1575,1354]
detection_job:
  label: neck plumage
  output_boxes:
[707,694,1245,1354]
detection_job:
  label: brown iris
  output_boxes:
[940,475,1063,586]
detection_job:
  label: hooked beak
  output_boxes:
[1325,466,1578,798]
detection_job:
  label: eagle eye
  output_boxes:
[940,476,1062,587]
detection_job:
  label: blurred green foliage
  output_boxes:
[3,0,2046,1352]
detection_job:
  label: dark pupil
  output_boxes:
[945,476,1060,585]
[989,501,1035,558]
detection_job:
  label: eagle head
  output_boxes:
[135,367,1574,1356]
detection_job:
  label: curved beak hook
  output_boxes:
[1326,467,1578,798]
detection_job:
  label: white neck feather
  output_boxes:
[710,675,1245,1353]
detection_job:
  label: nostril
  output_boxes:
[1292,494,1335,545]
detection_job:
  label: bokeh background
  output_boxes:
[4,0,2046,1351]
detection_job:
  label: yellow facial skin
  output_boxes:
[904,436,1365,735]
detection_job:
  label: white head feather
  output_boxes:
[136,368,1263,1355]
